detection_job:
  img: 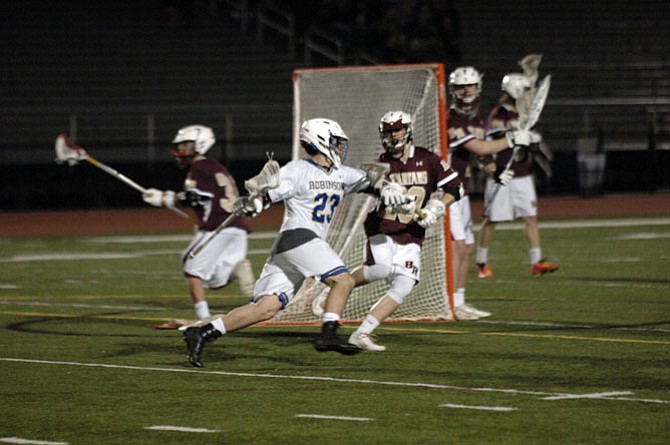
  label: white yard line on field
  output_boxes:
[0,248,267,263]
[0,300,165,311]
[294,414,373,421]
[440,403,517,412]
[2,357,668,405]
[76,217,670,245]
[144,426,219,433]
[0,438,68,445]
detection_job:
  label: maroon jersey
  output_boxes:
[185,158,249,232]
[447,108,486,193]
[364,145,461,246]
[485,104,532,177]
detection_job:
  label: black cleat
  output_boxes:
[314,321,362,355]
[183,323,222,368]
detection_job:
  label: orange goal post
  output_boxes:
[268,63,455,324]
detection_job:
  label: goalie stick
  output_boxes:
[482,74,551,219]
[54,133,190,220]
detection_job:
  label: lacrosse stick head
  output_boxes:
[518,53,542,85]
[55,133,87,166]
[358,162,391,190]
[523,75,551,130]
[244,158,281,196]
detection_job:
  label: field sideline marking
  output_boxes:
[2,357,668,405]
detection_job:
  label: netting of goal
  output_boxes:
[267,63,454,325]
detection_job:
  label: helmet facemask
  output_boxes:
[329,134,349,168]
[449,66,483,117]
[379,111,413,159]
[300,118,350,169]
[171,141,197,169]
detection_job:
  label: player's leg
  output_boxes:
[477,178,513,278]
[279,237,361,355]
[515,176,558,276]
[451,197,490,319]
[476,221,496,278]
[350,237,419,351]
[183,260,293,367]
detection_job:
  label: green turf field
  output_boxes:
[1,217,669,445]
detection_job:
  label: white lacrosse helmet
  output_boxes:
[379,111,413,159]
[501,73,532,100]
[172,125,216,155]
[448,66,483,115]
[299,118,349,169]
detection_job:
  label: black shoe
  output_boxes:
[183,323,222,368]
[314,321,362,356]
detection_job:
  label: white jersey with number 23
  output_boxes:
[267,158,367,240]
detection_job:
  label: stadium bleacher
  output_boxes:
[1,1,668,209]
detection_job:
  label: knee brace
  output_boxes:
[363,263,393,282]
[387,274,417,304]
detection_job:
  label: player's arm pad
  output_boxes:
[177,190,212,207]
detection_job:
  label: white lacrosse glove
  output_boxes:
[143,188,175,208]
[494,167,515,185]
[233,195,263,218]
[380,182,416,214]
[505,130,532,148]
[415,199,446,228]
[380,181,405,206]
[244,158,281,196]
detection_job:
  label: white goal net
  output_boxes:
[268,63,454,324]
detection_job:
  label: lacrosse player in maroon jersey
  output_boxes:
[447,66,534,320]
[142,125,255,323]
[476,73,558,278]
[347,111,464,351]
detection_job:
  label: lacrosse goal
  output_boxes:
[268,63,454,324]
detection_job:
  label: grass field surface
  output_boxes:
[1,216,669,444]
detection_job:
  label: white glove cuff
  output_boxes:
[162,190,175,208]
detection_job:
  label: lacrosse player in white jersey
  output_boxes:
[182,118,404,367]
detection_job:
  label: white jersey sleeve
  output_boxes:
[267,160,366,240]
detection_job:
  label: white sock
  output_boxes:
[529,247,542,265]
[211,317,226,334]
[476,247,488,264]
[358,314,381,335]
[454,288,465,307]
[194,301,210,319]
[322,312,340,323]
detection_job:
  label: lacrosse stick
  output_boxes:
[55,134,191,219]
[187,155,281,259]
[482,75,551,219]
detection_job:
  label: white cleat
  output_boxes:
[460,303,492,318]
[348,331,386,352]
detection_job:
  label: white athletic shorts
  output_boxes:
[484,175,537,222]
[182,227,248,289]
[368,234,421,281]
[252,237,346,306]
[449,195,475,244]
